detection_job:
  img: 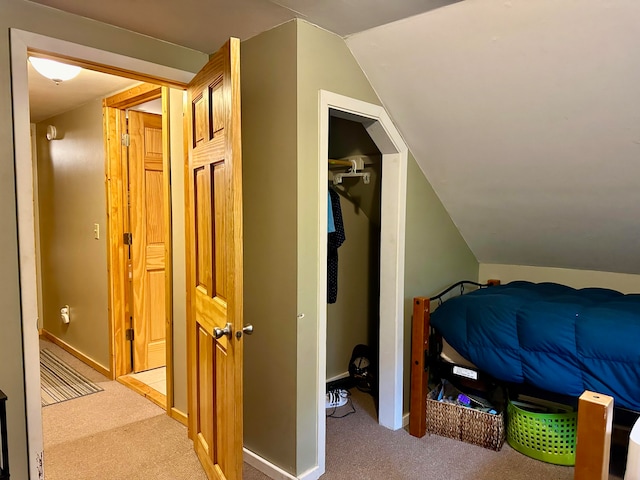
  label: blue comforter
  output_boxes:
[431,281,640,410]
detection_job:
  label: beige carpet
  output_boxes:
[41,339,267,480]
[325,389,630,480]
[324,389,578,480]
[41,339,626,479]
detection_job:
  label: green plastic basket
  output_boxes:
[506,400,577,466]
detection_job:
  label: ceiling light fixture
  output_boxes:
[29,57,82,85]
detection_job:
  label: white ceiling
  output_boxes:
[26,0,459,53]
[348,0,640,275]
[28,60,138,123]
[25,0,640,275]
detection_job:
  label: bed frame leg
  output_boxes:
[410,297,430,438]
[574,391,614,480]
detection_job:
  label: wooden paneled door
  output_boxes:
[129,111,167,373]
[185,38,244,480]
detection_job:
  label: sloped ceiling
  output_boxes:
[348,0,640,275]
[25,0,640,275]
[25,0,459,52]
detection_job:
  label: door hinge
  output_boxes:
[126,328,134,341]
[123,232,132,245]
[121,133,130,147]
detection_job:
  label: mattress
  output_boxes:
[430,281,640,410]
[440,339,476,368]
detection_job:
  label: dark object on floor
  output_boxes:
[0,389,9,479]
[348,344,374,393]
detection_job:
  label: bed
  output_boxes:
[409,280,640,438]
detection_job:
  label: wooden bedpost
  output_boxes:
[410,297,431,437]
[574,391,614,480]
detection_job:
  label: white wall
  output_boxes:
[479,263,640,293]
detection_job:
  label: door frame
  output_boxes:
[11,28,197,479]
[316,90,408,477]
[104,85,173,410]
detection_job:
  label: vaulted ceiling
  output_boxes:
[27,0,640,275]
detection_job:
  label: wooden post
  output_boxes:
[574,391,614,480]
[410,297,430,437]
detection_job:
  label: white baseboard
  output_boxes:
[403,412,410,427]
[297,466,321,480]
[243,448,297,480]
[326,371,349,384]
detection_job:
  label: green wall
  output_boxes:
[36,99,110,369]
[240,21,299,473]
[295,19,478,474]
[242,19,468,475]
[169,88,189,415]
[0,1,206,477]
[296,20,388,474]
[402,156,479,408]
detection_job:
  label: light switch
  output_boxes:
[94,223,100,239]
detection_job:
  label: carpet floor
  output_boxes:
[324,388,629,479]
[40,339,266,480]
[40,339,626,479]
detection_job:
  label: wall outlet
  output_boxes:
[60,305,70,324]
[93,223,100,239]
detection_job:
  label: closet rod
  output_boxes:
[328,159,353,167]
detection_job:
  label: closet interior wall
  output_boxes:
[326,116,382,389]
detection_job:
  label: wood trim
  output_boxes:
[105,83,176,385]
[409,297,430,438]
[28,48,188,89]
[40,330,111,379]
[162,86,175,416]
[228,38,245,478]
[575,391,614,480]
[103,83,161,109]
[104,105,128,380]
[183,73,195,441]
[117,375,167,409]
[120,107,133,377]
[170,407,188,427]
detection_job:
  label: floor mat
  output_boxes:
[40,348,103,406]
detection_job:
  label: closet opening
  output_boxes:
[326,116,382,419]
[316,90,408,478]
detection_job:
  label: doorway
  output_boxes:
[103,85,170,408]
[317,90,408,478]
[11,28,196,478]
[326,116,382,411]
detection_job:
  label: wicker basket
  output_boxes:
[506,400,577,466]
[426,389,505,451]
